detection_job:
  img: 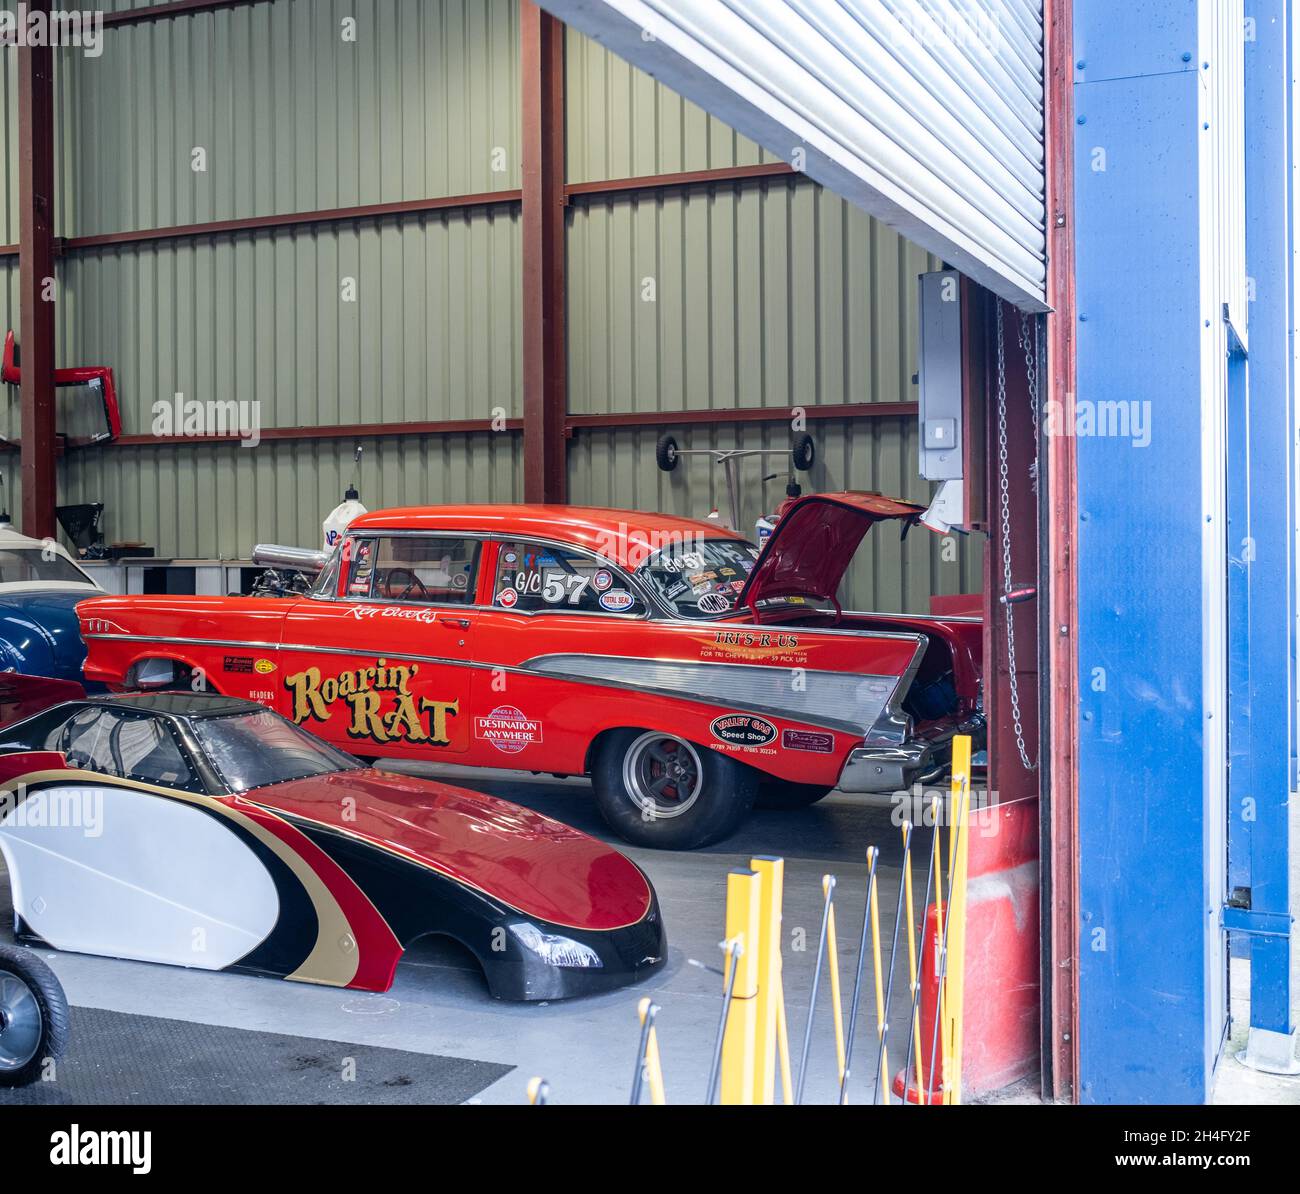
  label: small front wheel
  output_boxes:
[0,943,69,1087]
[592,729,757,849]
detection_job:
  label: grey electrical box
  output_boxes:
[917,270,964,481]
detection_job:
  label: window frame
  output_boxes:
[488,537,652,619]
[52,707,205,794]
[328,531,485,609]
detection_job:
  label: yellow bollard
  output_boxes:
[944,735,972,1106]
[749,856,785,1105]
[636,997,667,1105]
[823,874,847,1085]
[866,845,890,1104]
[720,868,761,1104]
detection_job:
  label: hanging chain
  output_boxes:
[996,300,1037,773]
[1020,310,1040,494]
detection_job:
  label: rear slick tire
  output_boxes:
[592,729,757,849]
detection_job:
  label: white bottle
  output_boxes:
[755,514,776,547]
[323,484,367,550]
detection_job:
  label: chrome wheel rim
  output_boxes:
[0,971,43,1072]
[622,732,703,820]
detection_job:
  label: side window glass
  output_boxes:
[344,537,376,599]
[57,708,116,771]
[54,708,199,791]
[368,537,480,605]
[492,541,644,615]
[113,716,198,790]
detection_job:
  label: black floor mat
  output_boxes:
[1,1006,512,1105]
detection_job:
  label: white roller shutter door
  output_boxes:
[542,0,1047,310]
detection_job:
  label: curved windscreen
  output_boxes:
[193,710,361,792]
[636,538,761,619]
[0,547,94,586]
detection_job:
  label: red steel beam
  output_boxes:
[1042,0,1080,1104]
[520,1,567,503]
[0,165,806,261]
[62,191,521,253]
[101,0,261,26]
[565,161,796,199]
[17,12,56,539]
[0,401,913,451]
[565,402,916,431]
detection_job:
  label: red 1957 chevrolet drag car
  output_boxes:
[76,492,983,848]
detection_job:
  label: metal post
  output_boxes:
[902,797,941,1103]
[17,1,57,540]
[840,846,880,1105]
[797,874,835,1103]
[874,823,913,1104]
[520,0,567,503]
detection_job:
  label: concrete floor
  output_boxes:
[0,766,933,1106]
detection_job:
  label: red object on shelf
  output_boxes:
[2,328,122,446]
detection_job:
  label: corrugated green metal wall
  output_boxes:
[4,0,979,610]
[563,32,982,608]
[47,0,525,553]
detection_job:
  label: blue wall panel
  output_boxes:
[1238,0,1296,1038]
[1073,5,1220,1103]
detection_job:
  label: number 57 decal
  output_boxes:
[542,572,590,605]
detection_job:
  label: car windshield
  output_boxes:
[636,538,761,619]
[0,547,93,586]
[192,710,361,792]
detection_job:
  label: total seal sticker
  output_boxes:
[599,588,635,612]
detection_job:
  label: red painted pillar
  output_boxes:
[521,1,567,504]
[17,2,57,540]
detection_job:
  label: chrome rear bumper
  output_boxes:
[838,715,985,794]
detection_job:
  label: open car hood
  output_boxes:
[739,492,925,611]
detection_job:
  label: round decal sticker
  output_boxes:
[503,551,517,564]
[710,714,778,748]
[599,588,635,612]
[253,659,277,675]
[452,572,469,589]
[497,587,519,608]
[592,569,614,592]
[475,706,544,755]
[697,591,732,614]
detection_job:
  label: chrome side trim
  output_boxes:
[521,653,900,737]
[862,635,929,749]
